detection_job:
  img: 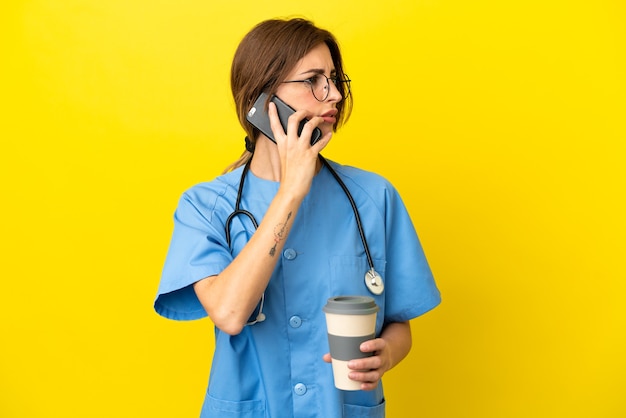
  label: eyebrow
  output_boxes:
[298,68,337,76]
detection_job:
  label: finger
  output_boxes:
[312,130,333,151]
[299,116,333,150]
[267,102,286,143]
[348,369,382,385]
[322,353,332,363]
[287,112,331,148]
[348,355,382,372]
[360,338,386,354]
[359,381,380,391]
[295,114,321,138]
[285,110,310,140]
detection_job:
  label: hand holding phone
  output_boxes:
[246,92,323,146]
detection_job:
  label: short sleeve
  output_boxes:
[382,184,441,323]
[154,188,233,321]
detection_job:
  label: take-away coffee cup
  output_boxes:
[323,296,379,390]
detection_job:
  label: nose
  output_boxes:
[326,78,343,103]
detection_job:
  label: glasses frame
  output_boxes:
[282,73,351,102]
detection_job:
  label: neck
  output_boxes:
[249,137,282,181]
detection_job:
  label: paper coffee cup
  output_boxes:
[323,296,379,390]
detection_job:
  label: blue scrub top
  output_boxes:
[155,159,441,418]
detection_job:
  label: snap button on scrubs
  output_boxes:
[289,316,302,328]
[283,248,297,260]
[155,159,441,418]
[294,383,307,396]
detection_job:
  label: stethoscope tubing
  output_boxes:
[224,154,381,325]
[225,155,375,272]
[225,160,258,247]
[318,155,375,272]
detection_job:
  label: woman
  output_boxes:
[155,17,441,417]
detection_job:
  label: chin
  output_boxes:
[320,125,333,137]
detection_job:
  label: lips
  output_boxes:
[320,109,338,124]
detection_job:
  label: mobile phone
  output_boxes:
[246,92,323,146]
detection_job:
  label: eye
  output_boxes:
[305,74,322,88]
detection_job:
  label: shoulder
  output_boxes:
[324,159,397,196]
[321,158,410,223]
[178,167,243,211]
[168,168,245,229]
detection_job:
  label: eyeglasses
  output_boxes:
[282,73,351,102]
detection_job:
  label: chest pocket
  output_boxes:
[329,255,387,335]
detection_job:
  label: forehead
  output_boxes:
[287,43,335,76]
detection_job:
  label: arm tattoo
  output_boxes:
[269,211,292,256]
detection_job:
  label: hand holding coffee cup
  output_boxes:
[323,296,379,390]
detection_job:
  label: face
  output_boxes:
[274,43,343,136]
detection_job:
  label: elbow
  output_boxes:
[210,311,246,336]
[193,277,249,335]
[205,300,249,335]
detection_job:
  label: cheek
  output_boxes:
[274,86,312,109]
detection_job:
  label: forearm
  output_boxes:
[194,188,302,334]
[379,321,412,371]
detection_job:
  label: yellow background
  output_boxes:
[2,0,625,417]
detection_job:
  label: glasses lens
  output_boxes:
[311,74,329,101]
[309,74,351,101]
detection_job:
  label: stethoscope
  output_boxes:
[225,154,384,325]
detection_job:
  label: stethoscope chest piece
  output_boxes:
[365,268,384,295]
